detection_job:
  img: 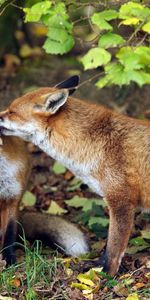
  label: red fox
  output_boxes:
[0,135,88,265]
[0,75,150,275]
[0,136,30,265]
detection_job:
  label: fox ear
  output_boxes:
[55,75,79,95]
[44,89,69,114]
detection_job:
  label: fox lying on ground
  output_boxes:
[0,75,150,275]
[0,135,88,265]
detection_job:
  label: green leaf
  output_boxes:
[119,2,150,21]
[142,21,150,33]
[52,161,66,174]
[65,196,105,211]
[96,75,110,88]
[138,71,150,84]
[81,48,111,70]
[21,191,36,206]
[24,1,52,22]
[65,196,87,208]
[105,63,130,85]
[88,216,109,228]
[91,10,118,31]
[98,33,125,48]
[97,62,147,88]
[47,27,69,43]
[126,245,149,255]
[43,35,74,54]
[129,236,149,246]
[47,15,73,34]
[140,229,150,239]
[66,178,82,191]
[135,46,150,65]
[116,48,142,70]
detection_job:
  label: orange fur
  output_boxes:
[0,136,30,264]
[0,84,150,273]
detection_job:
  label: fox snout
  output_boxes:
[0,111,8,123]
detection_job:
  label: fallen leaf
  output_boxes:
[82,290,93,299]
[126,293,139,300]
[119,274,131,280]
[134,282,145,289]
[21,191,36,207]
[140,229,150,239]
[113,283,129,297]
[64,170,74,180]
[77,274,95,287]
[45,200,67,215]
[9,278,21,288]
[71,282,91,290]
[65,268,73,276]
[52,161,66,174]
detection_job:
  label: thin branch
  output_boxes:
[126,19,149,45]
[0,0,14,16]
[77,71,105,89]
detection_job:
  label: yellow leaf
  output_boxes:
[71,282,90,290]
[91,267,103,273]
[77,274,95,287]
[119,273,131,280]
[83,290,93,299]
[85,269,100,282]
[142,22,150,34]
[120,18,140,25]
[65,268,73,276]
[45,201,68,215]
[19,44,32,58]
[126,293,139,300]
[145,272,150,278]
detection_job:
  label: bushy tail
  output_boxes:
[18,211,89,256]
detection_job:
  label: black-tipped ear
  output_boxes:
[44,89,69,114]
[55,75,80,95]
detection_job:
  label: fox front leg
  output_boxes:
[1,199,19,265]
[102,192,136,275]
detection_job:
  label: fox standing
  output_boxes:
[0,75,150,275]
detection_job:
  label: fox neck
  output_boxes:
[33,99,109,196]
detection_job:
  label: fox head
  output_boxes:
[0,75,79,142]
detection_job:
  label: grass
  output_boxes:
[0,239,68,300]
[0,234,150,299]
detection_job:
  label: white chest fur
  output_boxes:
[0,155,22,199]
[34,132,104,197]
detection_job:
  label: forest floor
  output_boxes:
[0,55,150,299]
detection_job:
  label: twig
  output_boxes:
[136,33,148,46]
[0,0,14,16]
[126,19,149,46]
[77,71,105,89]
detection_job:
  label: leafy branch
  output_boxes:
[21,1,150,87]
